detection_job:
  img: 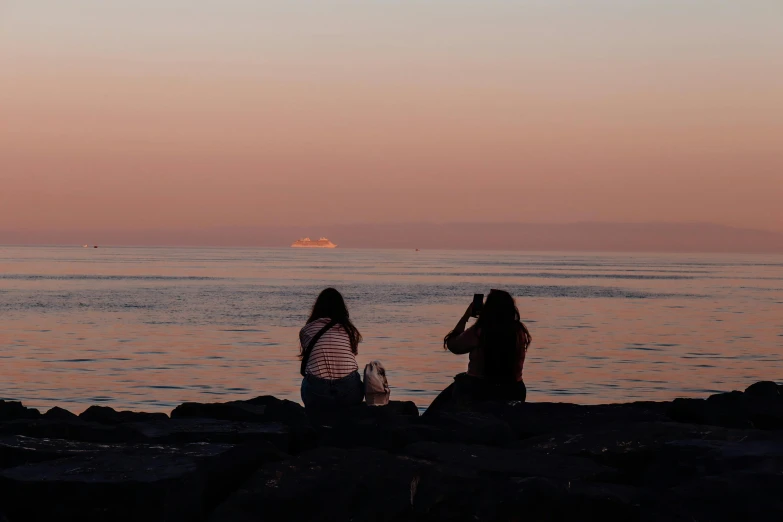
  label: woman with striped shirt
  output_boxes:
[299,288,364,410]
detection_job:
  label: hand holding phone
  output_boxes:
[471,293,484,317]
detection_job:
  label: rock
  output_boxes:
[563,481,680,521]
[172,396,316,452]
[209,447,424,522]
[517,421,756,481]
[662,438,783,477]
[668,398,747,429]
[79,405,169,424]
[0,435,110,469]
[3,386,783,521]
[311,406,508,451]
[495,476,572,520]
[314,417,418,451]
[172,395,307,425]
[672,471,783,521]
[744,380,781,398]
[304,401,421,451]
[0,449,202,522]
[409,462,657,521]
[424,381,456,414]
[0,418,141,443]
[172,399,270,422]
[125,418,293,451]
[404,441,617,482]
[409,465,516,521]
[172,440,285,513]
[414,410,515,446]
[307,400,419,424]
[517,419,783,490]
[668,385,783,430]
[433,400,670,440]
[43,406,78,420]
[0,441,282,522]
[0,401,40,422]
[518,420,746,456]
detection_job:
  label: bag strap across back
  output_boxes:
[300,319,338,377]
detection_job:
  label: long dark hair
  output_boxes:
[445,289,532,380]
[301,288,362,355]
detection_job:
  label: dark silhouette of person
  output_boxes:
[434,289,531,408]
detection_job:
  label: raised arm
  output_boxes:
[445,303,478,354]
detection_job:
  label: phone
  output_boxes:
[471,293,484,317]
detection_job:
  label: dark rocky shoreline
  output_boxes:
[2,382,783,521]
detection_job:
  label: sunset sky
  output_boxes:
[2,1,782,238]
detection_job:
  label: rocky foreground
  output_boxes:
[2,382,783,521]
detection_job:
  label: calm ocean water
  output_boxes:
[1,246,782,413]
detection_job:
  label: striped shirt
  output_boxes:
[300,318,358,379]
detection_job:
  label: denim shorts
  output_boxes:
[301,371,364,411]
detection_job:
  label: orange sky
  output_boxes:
[1,1,782,235]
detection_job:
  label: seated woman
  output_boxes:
[299,288,364,410]
[441,289,531,405]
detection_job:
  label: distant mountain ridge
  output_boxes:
[2,222,783,253]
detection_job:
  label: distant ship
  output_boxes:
[291,237,337,248]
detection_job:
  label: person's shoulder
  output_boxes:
[301,317,330,334]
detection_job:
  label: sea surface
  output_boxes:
[1,246,782,413]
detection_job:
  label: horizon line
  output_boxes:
[2,245,782,256]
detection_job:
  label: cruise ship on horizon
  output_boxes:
[291,237,337,248]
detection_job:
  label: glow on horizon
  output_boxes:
[1,1,781,236]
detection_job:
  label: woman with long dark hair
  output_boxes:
[441,289,531,404]
[299,288,364,409]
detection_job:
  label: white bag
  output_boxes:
[364,360,390,406]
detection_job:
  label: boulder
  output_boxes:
[516,421,760,485]
[429,400,670,440]
[125,418,293,451]
[413,410,515,446]
[209,447,424,522]
[172,399,269,422]
[0,418,141,443]
[310,405,510,451]
[0,435,111,469]
[744,380,781,398]
[404,441,617,482]
[0,401,40,422]
[668,384,783,430]
[314,417,419,452]
[79,405,168,424]
[559,481,675,521]
[0,441,281,522]
[519,420,753,455]
[304,401,420,451]
[306,400,419,424]
[671,471,783,521]
[43,406,78,420]
[660,438,783,478]
[172,395,307,425]
[171,396,315,452]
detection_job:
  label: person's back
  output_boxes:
[300,318,359,379]
[299,288,364,410]
[435,289,531,408]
